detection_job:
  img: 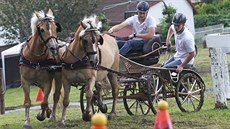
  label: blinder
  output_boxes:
[55,22,62,32]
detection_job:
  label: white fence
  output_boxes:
[195,24,230,44]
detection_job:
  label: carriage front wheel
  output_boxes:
[175,72,205,112]
[123,81,157,115]
[80,86,108,114]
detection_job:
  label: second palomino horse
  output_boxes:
[59,15,120,126]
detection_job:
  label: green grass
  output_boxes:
[4,85,81,109]
[2,46,230,129]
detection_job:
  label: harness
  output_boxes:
[19,16,62,72]
[62,21,102,70]
[62,47,102,70]
[19,55,62,72]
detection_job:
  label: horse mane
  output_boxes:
[30,10,55,36]
[78,14,102,37]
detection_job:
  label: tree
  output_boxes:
[157,6,176,43]
[194,0,230,28]
[0,0,99,44]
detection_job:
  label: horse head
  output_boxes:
[78,15,103,65]
[31,9,62,60]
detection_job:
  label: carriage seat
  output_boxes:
[126,35,162,66]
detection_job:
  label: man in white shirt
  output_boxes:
[108,1,157,56]
[163,13,196,73]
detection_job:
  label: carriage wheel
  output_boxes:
[175,72,205,112]
[80,86,99,114]
[148,75,166,112]
[123,81,155,115]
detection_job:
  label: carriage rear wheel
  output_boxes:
[175,72,205,112]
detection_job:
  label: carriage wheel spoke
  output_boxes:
[189,97,196,110]
[139,102,144,114]
[128,100,137,110]
[191,89,201,95]
[135,101,139,114]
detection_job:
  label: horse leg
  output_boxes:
[57,80,71,128]
[107,73,120,120]
[96,79,109,113]
[49,73,62,122]
[22,80,32,129]
[83,77,96,121]
[36,82,52,121]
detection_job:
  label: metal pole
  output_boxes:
[0,68,5,114]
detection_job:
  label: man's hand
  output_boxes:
[128,33,135,39]
[108,28,113,33]
[176,65,183,73]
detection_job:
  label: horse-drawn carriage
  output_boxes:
[19,11,205,128]
[79,42,205,116]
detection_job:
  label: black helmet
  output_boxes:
[172,13,187,25]
[136,1,149,12]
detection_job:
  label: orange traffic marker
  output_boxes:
[35,88,44,102]
[154,100,173,129]
[91,113,107,129]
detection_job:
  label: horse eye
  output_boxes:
[40,29,45,33]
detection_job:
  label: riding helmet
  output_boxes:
[172,13,187,25]
[136,1,149,12]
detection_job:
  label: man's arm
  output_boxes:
[177,51,196,72]
[108,21,129,33]
[166,25,174,46]
[135,27,155,40]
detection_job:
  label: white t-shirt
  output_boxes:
[172,26,195,64]
[126,15,156,40]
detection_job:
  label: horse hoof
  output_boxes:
[99,104,108,113]
[82,113,91,121]
[56,122,65,128]
[23,125,32,129]
[46,108,52,118]
[108,112,116,120]
[36,113,46,121]
[48,116,56,122]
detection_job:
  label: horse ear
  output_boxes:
[95,16,99,24]
[47,8,53,16]
[98,35,103,45]
[55,22,62,32]
[81,22,87,29]
[35,11,41,19]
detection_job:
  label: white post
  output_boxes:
[210,48,228,109]
[222,51,230,99]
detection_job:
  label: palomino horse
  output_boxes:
[59,15,120,126]
[19,9,64,129]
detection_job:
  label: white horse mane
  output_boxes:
[30,10,55,35]
[79,15,102,37]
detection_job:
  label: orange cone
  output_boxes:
[36,88,44,102]
[91,113,107,129]
[154,100,174,129]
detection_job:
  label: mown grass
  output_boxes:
[1,45,230,129]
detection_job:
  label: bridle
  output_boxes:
[37,17,59,46]
[81,28,99,57]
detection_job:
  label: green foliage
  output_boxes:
[157,6,176,43]
[98,13,110,32]
[194,14,230,28]
[0,0,100,44]
[195,0,230,28]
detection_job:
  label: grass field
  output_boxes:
[1,45,230,129]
